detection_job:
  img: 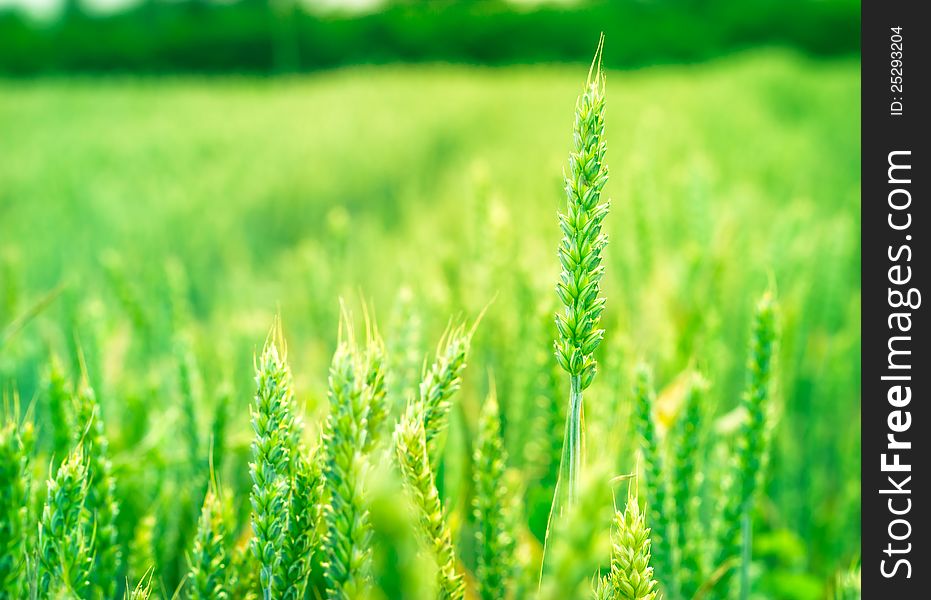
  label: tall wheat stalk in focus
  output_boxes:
[553,34,610,509]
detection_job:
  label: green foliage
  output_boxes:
[472,388,515,600]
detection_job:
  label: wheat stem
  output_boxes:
[567,375,583,506]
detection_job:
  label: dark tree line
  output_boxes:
[0,0,859,75]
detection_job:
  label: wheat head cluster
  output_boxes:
[0,38,858,600]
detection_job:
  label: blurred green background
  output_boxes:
[0,0,859,598]
[1,0,858,74]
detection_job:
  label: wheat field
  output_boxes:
[0,49,859,599]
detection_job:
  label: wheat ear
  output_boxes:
[394,402,463,600]
[714,293,777,595]
[473,386,516,600]
[632,365,672,593]
[0,417,34,596]
[279,448,324,600]
[249,321,297,600]
[37,446,92,597]
[672,374,707,599]
[321,323,373,599]
[609,496,659,600]
[554,34,610,506]
[362,319,389,453]
[73,380,121,599]
[420,322,471,451]
[187,484,229,600]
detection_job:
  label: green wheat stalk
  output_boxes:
[187,484,228,600]
[672,374,707,599]
[279,448,324,600]
[631,365,672,594]
[420,322,471,451]
[713,293,777,596]
[73,381,121,599]
[362,320,389,453]
[609,495,659,600]
[394,402,463,600]
[554,34,610,507]
[321,327,374,600]
[0,417,34,597]
[473,386,515,600]
[175,334,204,480]
[36,446,91,598]
[249,321,298,600]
